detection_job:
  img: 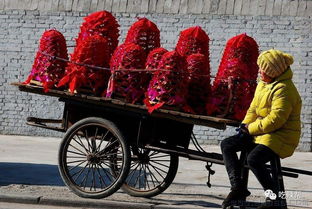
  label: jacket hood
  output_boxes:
[275,67,293,82]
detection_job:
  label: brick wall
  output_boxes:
[0,0,311,151]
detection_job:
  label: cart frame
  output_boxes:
[13,82,312,209]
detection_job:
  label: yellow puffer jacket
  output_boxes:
[242,68,302,158]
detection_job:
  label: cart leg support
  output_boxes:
[270,156,287,209]
[239,151,249,209]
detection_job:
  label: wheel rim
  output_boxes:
[62,123,125,194]
[124,148,172,192]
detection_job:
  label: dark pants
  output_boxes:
[220,134,277,191]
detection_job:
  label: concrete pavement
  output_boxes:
[0,135,311,209]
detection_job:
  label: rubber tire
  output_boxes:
[58,117,130,199]
[121,148,179,198]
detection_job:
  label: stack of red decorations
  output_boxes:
[76,11,119,58]
[24,29,68,92]
[176,26,211,115]
[106,43,147,103]
[125,18,160,54]
[58,35,110,94]
[207,33,259,120]
[145,51,188,113]
[186,53,211,115]
[176,26,209,58]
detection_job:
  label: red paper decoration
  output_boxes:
[125,18,160,54]
[186,53,211,115]
[145,51,188,113]
[207,33,259,120]
[145,47,168,70]
[144,48,168,91]
[176,26,209,58]
[58,35,110,94]
[24,29,68,92]
[106,43,147,103]
[76,11,119,58]
[175,26,211,115]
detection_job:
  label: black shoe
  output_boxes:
[222,189,251,209]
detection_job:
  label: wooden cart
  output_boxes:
[13,82,312,209]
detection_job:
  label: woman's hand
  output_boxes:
[236,123,249,134]
[241,123,249,134]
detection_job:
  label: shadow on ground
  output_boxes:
[151,194,222,208]
[0,162,64,186]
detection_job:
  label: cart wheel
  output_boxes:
[58,117,130,199]
[120,147,179,197]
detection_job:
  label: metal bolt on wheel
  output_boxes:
[58,117,130,199]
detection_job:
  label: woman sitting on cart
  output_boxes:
[220,49,302,209]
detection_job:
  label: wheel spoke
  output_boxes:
[99,163,113,182]
[103,160,120,166]
[67,156,87,159]
[89,164,94,191]
[105,151,122,158]
[91,139,97,153]
[94,127,98,140]
[96,130,109,152]
[146,164,157,188]
[130,161,139,168]
[73,136,89,153]
[81,163,92,189]
[67,150,87,156]
[143,164,149,190]
[146,164,160,187]
[95,164,107,188]
[103,137,114,151]
[69,144,87,156]
[134,164,143,188]
[67,159,87,164]
[99,151,122,158]
[100,138,119,154]
[149,159,170,162]
[148,151,159,157]
[127,163,141,186]
[149,160,170,169]
[69,160,86,172]
[149,162,166,179]
[84,130,92,153]
[90,164,96,191]
[72,163,89,181]
[91,128,98,153]
[102,161,121,171]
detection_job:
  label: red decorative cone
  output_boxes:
[145,51,188,113]
[176,26,209,58]
[186,53,211,115]
[145,47,168,71]
[207,33,259,120]
[76,11,119,58]
[125,18,160,55]
[24,29,68,92]
[143,48,169,95]
[106,43,147,103]
[58,35,110,94]
[175,26,211,115]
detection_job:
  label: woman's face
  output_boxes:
[259,69,273,83]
